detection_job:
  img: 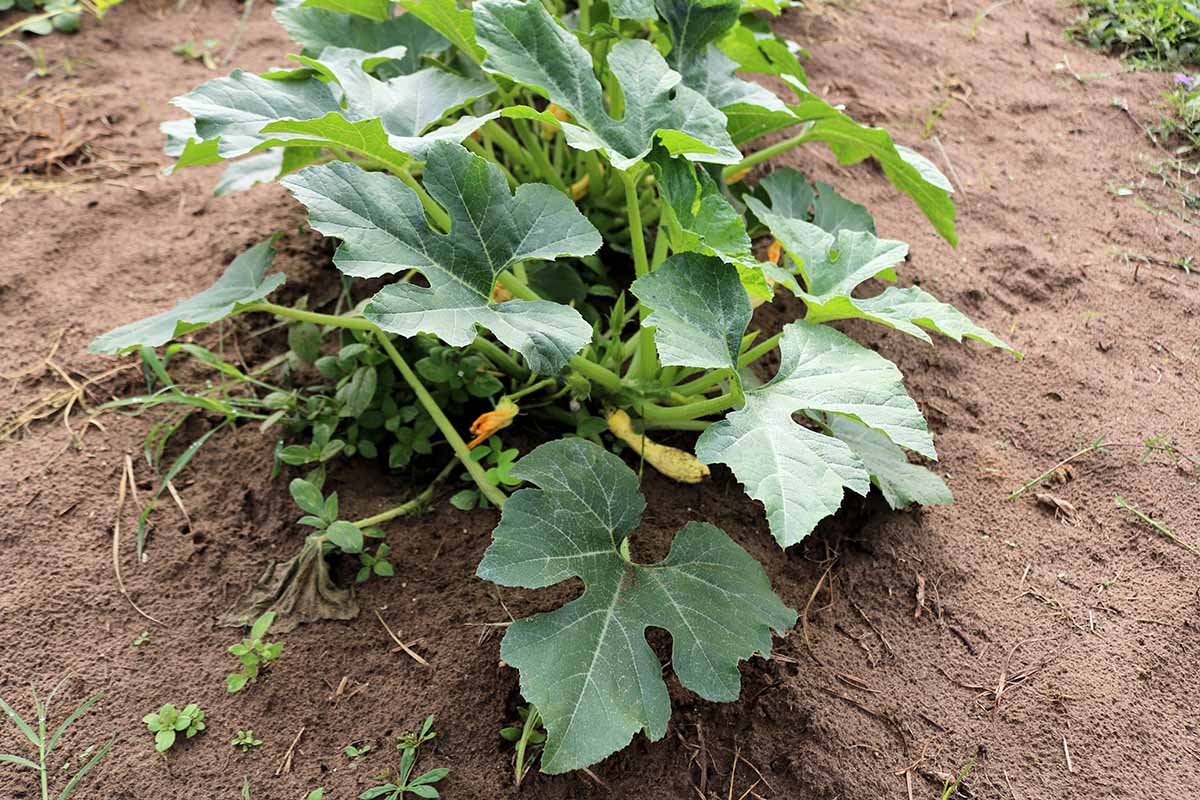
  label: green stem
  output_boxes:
[470,337,529,380]
[241,303,377,331]
[738,331,784,367]
[484,121,535,174]
[352,458,457,528]
[578,0,591,33]
[640,392,736,423]
[722,133,809,182]
[374,332,507,509]
[650,223,670,268]
[396,169,451,232]
[495,272,624,393]
[507,377,556,402]
[514,120,570,194]
[675,368,729,397]
[621,168,658,383]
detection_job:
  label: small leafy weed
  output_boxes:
[144,703,206,753]
[227,611,284,693]
[231,729,264,752]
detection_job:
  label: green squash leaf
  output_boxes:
[477,438,796,773]
[293,0,390,21]
[751,167,875,236]
[822,415,952,510]
[275,2,450,75]
[783,77,958,245]
[652,152,752,264]
[397,0,486,62]
[282,142,600,374]
[658,0,793,117]
[697,319,934,546]
[90,237,283,354]
[750,199,1013,351]
[631,253,751,372]
[474,0,739,169]
[168,47,493,173]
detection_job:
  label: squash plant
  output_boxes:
[93,0,1015,774]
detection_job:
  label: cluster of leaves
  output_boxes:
[144,703,206,753]
[1154,72,1200,151]
[1071,0,1200,67]
[360,715,448,799]
[226,611,286,692]
[0,0,122,36]
[276,330,501,470]
[93,0,1018,777]
[0,680,113,800]
[230,729,264,752]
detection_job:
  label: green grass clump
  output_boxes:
[1071,0,1200,67]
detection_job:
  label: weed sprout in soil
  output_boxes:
[91,0,1016,775]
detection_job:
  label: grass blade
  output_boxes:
[0,752,40,770]
[1114,495,1198,555]
[46,692,104,758]
[57,736,115,800]
[136,419,229,556]
[0,695,40,748]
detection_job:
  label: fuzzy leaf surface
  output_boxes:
[168,47,493,170]
[631,253,751,371]
[90,237,282,354]
[282,142,600,373]
[823,416,952,509]
[750,201,1013,351]
[477,439,796,773]
[697,320,933,546]
[474,0,739,169]
[275,2,449,74]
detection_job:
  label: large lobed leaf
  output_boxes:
[477,438,796,773]
[749,178,1015,352]
[696,320,934,547]
[474,0,740,170]
[90,237,283,354]
[282,141,600,374]
[167,44,494,180]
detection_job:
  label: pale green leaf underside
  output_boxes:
[752,202,1013,351]
[477,439,795,773]
[824,416,952,510]
[631,253,750,372]
[474,0,739,170]
[784,77,958,245]
[90,237,282,354]
[282,142,600,374]
[697,319,933,547]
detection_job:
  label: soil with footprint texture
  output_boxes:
[1,1,1198,798]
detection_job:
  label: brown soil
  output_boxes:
[2,1,1198,798]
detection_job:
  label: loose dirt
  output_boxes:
[1,1,1197,798]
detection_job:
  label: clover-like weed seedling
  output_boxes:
[450,437,522,511]
[360,715,448,799]
[144,703,205,753]
[231,729,264,752]
[227,611,284,693]
[357,542,395,583]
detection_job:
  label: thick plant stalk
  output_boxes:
[374,332,508,508]
[352,458,458,529]
[620,168,658,383]
[722,132,810,182]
